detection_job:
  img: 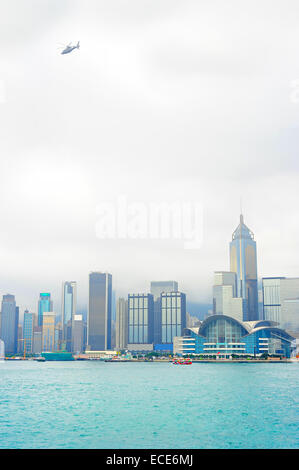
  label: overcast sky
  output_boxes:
[0,0,299,316]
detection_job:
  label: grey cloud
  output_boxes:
[0,0,299,316]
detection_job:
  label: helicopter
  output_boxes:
[59,41,80,55]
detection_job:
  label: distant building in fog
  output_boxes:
[150,281,178,300]
[115,298,128,351]
[186,312,200,328]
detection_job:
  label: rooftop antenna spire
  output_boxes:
[240,197,244,224]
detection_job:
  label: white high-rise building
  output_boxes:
[213,271,244,322]
[262,277,299,335]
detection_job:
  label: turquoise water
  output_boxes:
[0,361,298,449]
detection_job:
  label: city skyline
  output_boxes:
[0,211,298,320]
[2,227,297,356]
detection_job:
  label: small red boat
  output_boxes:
[172,358,192,365]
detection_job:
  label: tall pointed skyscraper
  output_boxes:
[61,281,77,349]
[229,214,258,321]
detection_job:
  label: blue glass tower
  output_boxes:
[23,310,34,354]
[230,214,258,321]
[128,294,154,344]
[0,294,19,354]
[61,282,76,349]
[38,293,53,327]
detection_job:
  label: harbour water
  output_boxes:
[0,361,298,449]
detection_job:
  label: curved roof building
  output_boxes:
[174,314,294,358]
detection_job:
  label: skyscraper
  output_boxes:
[71,314,84,354]
[262,277,299,335]
[61,282,76,331]
[61,281,77,349]
[115,298,128,351]
[159,291,186,344]
[32,326,42,354]
[0,295,19,354]
[230,214,258,321]
[213,271,244,322]
[42,312,56,352]
[38,293,53,327]
[23,310,35,354]
[87,272,112,351]
[128,293,154,346]
[17,324,23,354]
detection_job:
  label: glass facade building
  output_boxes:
[128,294,154,345]
[61,281,77,350]
[230,215,258,321]
[160,292,186,343]
[263,277,299,335]
[0,294,19,354]
[61,281,76,329]
[127,291,186,348]
[23,310,35,354]
[38,293,53,327]
[88,272,112,351]
[174,315,294,358]
[263,277,281,323]
[282,300,299,335]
